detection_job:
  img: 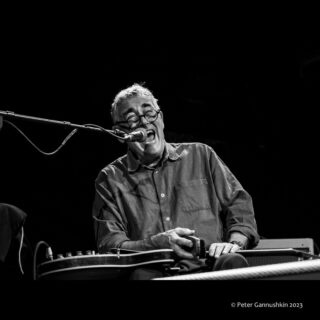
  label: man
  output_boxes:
[92,84,259,279]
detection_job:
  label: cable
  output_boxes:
[18,226,24,275]
[3,120,127,156]
[4,120,78,156]
[32,240,51,280]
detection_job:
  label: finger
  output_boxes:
[221,244,233,255]
[208,244,218,257]
[175,237,193,248]
[214,245,224,258]
[174,227,195,236]
[167,233,192,248]
[172,244,194,259]
[230,244,241,253]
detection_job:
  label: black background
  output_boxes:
[1,13,319,259]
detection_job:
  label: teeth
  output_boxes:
[146,130,155,142]
[144,129,156,143]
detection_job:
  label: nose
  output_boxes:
[140,115,149,125]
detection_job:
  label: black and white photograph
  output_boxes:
[0,9,319,313]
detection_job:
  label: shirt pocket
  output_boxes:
[174,178,212,212]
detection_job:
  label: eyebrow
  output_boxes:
[122,107,135,117]
[121,103,153,117]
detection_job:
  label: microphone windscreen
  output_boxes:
[138,128,147,141]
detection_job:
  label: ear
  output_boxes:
[112,125,126,144]
[159,110,164,128]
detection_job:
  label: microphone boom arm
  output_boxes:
[0,110,110,133]
[0,109,127,156]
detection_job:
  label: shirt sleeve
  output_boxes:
[92,171,158,252]
[92,171,131,252]
[208,146,260,248]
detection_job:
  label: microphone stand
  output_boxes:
[0,110,111,134]
[0,109,127,155]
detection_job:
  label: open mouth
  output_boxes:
[146,129,156,143]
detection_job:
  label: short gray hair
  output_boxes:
[111,83,159,123]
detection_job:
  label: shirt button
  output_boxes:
[165,217,170,221]
[160,193,165,198]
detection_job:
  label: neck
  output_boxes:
[141,153,162,168]
[129,143,166,169]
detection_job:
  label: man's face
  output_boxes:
[114,95,165,163]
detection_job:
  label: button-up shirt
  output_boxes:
[92,142,259,253]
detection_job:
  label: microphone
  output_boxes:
[123,128,147,142]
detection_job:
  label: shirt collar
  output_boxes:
[127,142,181,173]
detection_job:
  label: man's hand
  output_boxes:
[150,227,196,259]
[208,242,242,258]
